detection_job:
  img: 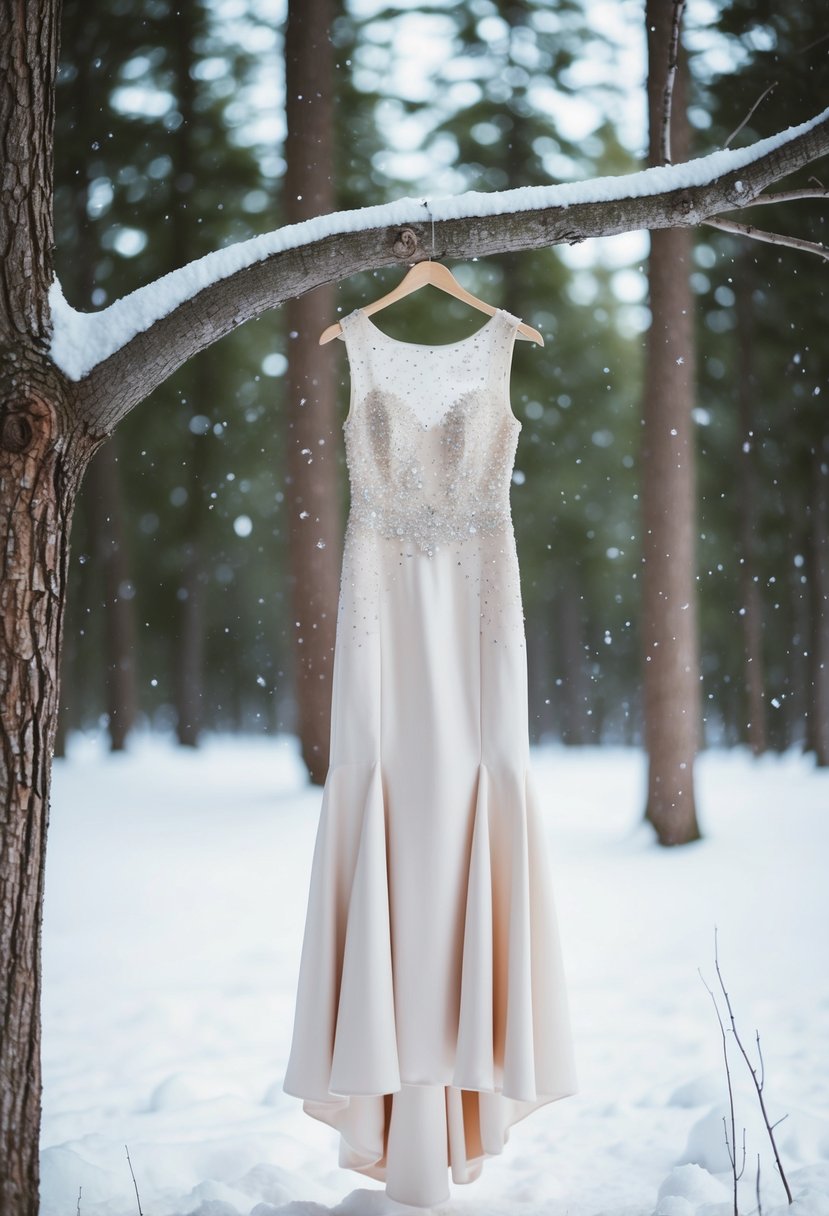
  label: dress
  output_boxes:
[282,305,578,1209]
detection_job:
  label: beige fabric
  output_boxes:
[282,308,578,1208]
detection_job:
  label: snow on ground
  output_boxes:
[48,104,829,381]
[42,731,829,1216]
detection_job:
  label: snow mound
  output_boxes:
[677,1089,778,1175]
[40,1144,115,1209]
[234,1162,297,1206]
[667,1074,724,1109]
[184,1199,243,1216]
[652,1163,731,1215]
[765,1163,829,1216]
[249,1204,332,1216]
[147,1072,224,1112]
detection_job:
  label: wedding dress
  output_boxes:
[282,305,578,1208]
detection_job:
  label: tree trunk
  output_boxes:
[0,4,66,1211]
[558,572,592,745]
[283,0,342,785]
[0,383,97,1216]
[641,1,702,844]
[735,262,767,755]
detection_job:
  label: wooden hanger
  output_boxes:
[318,259,544,346]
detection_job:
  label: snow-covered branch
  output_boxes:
[55,104,829,436]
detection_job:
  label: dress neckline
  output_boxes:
[356,307,504,349]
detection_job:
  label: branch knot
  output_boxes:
[392,227,421,261]
[1,409,34,454]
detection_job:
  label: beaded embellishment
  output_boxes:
[340,308,522,557]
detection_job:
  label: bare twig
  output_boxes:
[756,1030,765,1090]
[125,1144,144,1216]
[720,187,829,208]
[77,1185,82,1216]
[725,82,778,148]
[702,217,829,262]
[700,934,744,1216]
[796,31,829,55]
[713,940,794,1205]
[661,0,686,164]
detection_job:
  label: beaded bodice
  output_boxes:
[339,307,523,557]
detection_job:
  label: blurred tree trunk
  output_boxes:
[283,0,342,785]
[86,438,139,748]
[808,438,829,765]
[735,261,767,755]
[788,528,811,750]
[558,573,591,745]
[172,0,209,747]
[62,0,139,751]
[640,2,702,844]
[527,610,555,742]
[173,361,210,747]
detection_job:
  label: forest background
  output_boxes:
[53,0,828,771]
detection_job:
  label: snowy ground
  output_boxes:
[41,732,829,1216]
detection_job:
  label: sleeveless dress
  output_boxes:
[282,306,578,1209]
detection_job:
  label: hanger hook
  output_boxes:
[421,198,435,261]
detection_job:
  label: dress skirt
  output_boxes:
[282,519,578,1208]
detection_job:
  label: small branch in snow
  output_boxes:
[125,1144,144,1216]
[756,1152,763,1216]
[699,927,745,1216]
[725,82,779,149]
[77,1185,82,1215]
[712,938,793,1206]
[660,0,686,165]
[702,217,829,261]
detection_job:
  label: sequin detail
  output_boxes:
[341,309,523,557]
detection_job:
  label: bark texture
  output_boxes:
[0,0,59,344]
[283,0,341,784]
[0,367,97,1216]
[0,4,69,1212]
[641,2,702,844]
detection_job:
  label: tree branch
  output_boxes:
[702,216,829,261]
[64,104,829,436]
